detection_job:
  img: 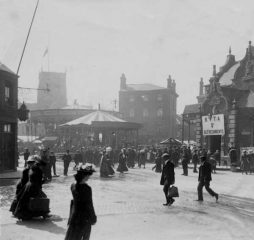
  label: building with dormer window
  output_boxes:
[183,41,254,162]
[119,73,178,144]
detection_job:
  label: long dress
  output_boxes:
[117,153,128,173]
[10,168,30,213]
[65,183,97,240]
[100,154,115,177]
[13,165,49,220]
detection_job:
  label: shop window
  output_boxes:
[130,109,135,118]
[143,108,149,117]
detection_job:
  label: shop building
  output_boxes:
[183,41,254,161]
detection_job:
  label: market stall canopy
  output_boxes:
[60,110,142,130]
[160,138,182,145]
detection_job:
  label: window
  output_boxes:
[157,94,163,101]
[129,96,135,102]
[143,108,149,117]
[141,95,149,101]
[5,86,10,102]
[129,109,135,118]
[157,108,163,117]
[4,124,11,133]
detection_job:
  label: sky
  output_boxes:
[1,0,254,113]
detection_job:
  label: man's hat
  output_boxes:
[162,153,170,160]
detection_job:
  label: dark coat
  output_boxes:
[160,160,175,185]
[198,161,212,182]
[67,183,97,226]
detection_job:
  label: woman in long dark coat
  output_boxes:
[65,164,97,240]
[13,161,49,220]
[100,151,115,177]
[117,148,128,173]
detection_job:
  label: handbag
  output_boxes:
[167,186,179,198]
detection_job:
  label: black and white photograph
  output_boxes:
[1,0,254,239]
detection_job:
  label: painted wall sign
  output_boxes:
[202,114,225,136]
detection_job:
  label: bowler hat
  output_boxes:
[162,153,170,160]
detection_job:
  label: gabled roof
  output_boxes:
[126,83,165,91]
[219,62,240,86]
[183,104,201,115]
[0,62,16,75]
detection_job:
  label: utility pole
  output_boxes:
[16,0,40,75]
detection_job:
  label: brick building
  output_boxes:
[0,63,18,172]
[119,73,178,144]
[183,41,254,161]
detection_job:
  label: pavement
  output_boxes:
[1,160,253,240]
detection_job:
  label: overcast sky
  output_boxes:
[1,0,254,113]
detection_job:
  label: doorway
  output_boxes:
[209,135,221,154]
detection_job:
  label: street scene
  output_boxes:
[1,0,254,240]
[1,158,254,240]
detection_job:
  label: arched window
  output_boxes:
[143,108,149,117]
[129,109,135,118]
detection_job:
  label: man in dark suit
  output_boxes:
[197,156,219,202]
[160,153,175,206]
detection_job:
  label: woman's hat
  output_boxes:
[27,158,36,163]
[77,164,96,175]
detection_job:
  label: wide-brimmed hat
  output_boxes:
[77,164,96,175]
[27,158,36,163]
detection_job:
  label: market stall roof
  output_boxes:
[60,110,142,130]
[160,138,182,145]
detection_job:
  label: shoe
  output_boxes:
[168,199,175,205]
[195,199,203,202]
[215,194,219,202]
[163,203,169,206]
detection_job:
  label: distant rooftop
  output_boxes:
[0,62,16,75]
[125,83,166,91]
[183,104,201,115]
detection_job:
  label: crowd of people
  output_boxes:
[12,143,247,239]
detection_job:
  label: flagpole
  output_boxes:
[16,0,40,75]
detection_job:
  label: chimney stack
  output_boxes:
[120,73,127,90]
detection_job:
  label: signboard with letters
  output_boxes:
[202,114,225,136]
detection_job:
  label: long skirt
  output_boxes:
[65,223,91,240]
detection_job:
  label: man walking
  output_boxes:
[192,149,199,173]
[63,150,72,176]
[160,153,175,206]
[197,156,219,202]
